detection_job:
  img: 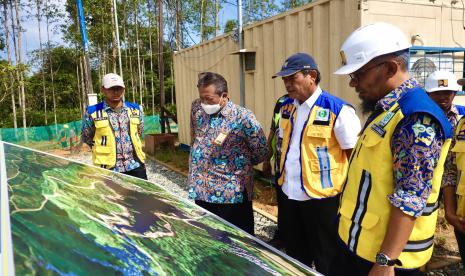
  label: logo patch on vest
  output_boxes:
[94,117,108,121]
[315,108,330,121]
[371,123,386,137]
[378,111,395,128]
[314,108,331,126]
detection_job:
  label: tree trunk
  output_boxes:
[200,0,204,42]
[76,59,83,118]
[9,0,21,120]
[13,0,27,139]
[79,55,86,111]
[3,0,17,130]
[158,0,165,133]
[110,0,117,73]
[175,0,181,49]
[36,0,48,125]
[170,56,174,105]
[142,58,147,109]
[128,32,135,102]
[122,0,129,75]
[45,0,57,130]
[148,1,155,115]
[215,0,218,36]
[135,0,143,105]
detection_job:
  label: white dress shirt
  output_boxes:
[281,87,361,201]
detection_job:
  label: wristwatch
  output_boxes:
[375,252,403,267]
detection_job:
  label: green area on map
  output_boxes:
[4,143,312,275]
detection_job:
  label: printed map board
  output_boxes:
[0,142,316,275]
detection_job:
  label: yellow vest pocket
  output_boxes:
[95,146,112,154]
[95,120,110,128]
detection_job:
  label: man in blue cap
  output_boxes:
[272,53,361,273]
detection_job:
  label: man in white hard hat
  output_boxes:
[329,23,452,276]
[426,70,465,115]
[441,75,465,268]
[81,73,147,179]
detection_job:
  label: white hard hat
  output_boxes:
[102,73,125,89]
[425,71,461,93]
[334,22,411,75]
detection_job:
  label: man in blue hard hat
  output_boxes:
[273,52,361,273]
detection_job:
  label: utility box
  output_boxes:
[144,134,176,156]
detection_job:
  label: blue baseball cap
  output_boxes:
[273,53,318,78]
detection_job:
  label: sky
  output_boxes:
[1,0,64,65]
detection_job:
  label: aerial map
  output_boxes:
[0,142,314,275]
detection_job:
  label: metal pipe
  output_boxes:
[237,0,245,107]
[76,0,94,101]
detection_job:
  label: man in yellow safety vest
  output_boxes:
[81,73,147,179]
[329,22,452,276]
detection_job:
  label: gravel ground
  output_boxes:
[428,262,464,275]
[64,151,463,274]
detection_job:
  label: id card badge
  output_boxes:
[214,132,228,146]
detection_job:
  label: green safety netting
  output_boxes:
[0,115,177,150]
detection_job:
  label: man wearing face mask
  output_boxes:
[188,72,269,235]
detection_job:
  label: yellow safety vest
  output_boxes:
[89,102,145,168]
[338,87,452,269]
[277,92,351,198]
[452,116,465,217]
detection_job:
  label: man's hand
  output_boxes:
[262,161,272,177]
[445,213,465,234]
[368,264,394,276]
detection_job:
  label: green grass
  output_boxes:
[153,147,190,172]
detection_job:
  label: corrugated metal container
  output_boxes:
[174,0,465,146]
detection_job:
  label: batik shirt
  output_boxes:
[442,105,463,188]
[81,101,144,173]
[371,78,445,217]
[188,100,269,203]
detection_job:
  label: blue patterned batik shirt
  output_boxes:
[441,105,463,188]
[375,78,445,217]
[188,100,269,204]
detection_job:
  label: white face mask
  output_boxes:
[201,95,224,115]
[201,102,221,115]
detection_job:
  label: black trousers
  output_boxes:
[273,183,286,239]
[195,195,254,235]
[327,239,424,276]
[456,229,465,267]
[280,194,339,274]
[123,165,148,180]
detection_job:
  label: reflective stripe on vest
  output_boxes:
[339,102,451,269]
[90,105,145,168]
[277,100,349,198]
[452,116,465,217]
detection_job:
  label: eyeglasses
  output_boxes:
[349,61,387,81]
